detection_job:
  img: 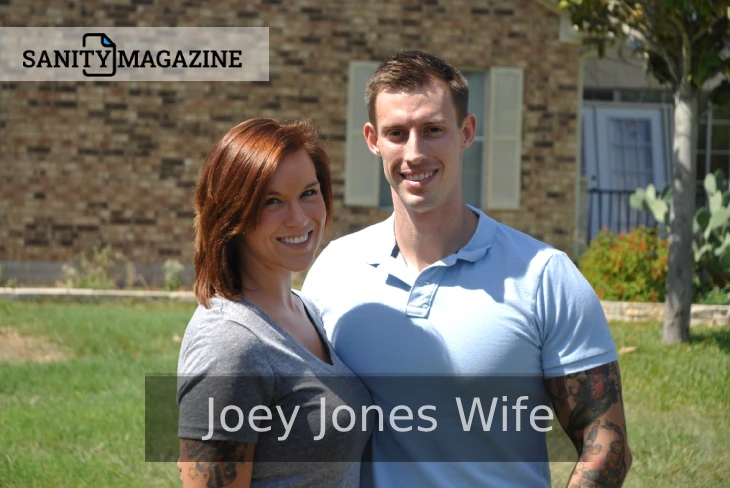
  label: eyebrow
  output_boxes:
[381,118,448,133]
[266,180,320,196]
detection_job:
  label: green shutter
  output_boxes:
[485,67,524,210]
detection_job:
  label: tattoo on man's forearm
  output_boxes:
[545,361,629,459]
[180,439,248,487]
[567,363,620,430]
[582,420,602,457]
[546,362,623,447]
[569,420,628,487]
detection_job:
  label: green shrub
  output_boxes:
[60,244,125,289]
[0,264,14,288]
[162,259,184,291]
[578,226,668,302]
[695,286,730,305]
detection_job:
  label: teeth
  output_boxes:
[404,171,435,181]
[279,233,309,244]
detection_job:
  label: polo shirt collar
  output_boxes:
[364,204,498,266]
[364,213,397,265]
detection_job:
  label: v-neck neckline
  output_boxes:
[238,291,336,369]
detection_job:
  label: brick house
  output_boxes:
[0,0,584,285]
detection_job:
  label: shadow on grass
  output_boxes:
[690,328,730,354]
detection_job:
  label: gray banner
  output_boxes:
[148,374,579,463]
[0,27,269,81]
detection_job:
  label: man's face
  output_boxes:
[364,79,476,214]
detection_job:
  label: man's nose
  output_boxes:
[404,131,427,164]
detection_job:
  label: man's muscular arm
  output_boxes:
[177,438,255,488]
[545,361,632,487]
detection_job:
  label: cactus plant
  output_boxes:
[692,171,730,289]
[629,183,671,227]
[630,170,730,290]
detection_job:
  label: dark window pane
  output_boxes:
[378,166,392,209]
[710,154,730,177]
[698,95,712,118]
[583,88,614,101]
[698,123,708,150]
[711,124,730,151]
[697,151,708,181]
[712,103,730,121]
[616,90,669,103]
[466,72,485,135]
[462,142,483,208]
[619,90,641,102]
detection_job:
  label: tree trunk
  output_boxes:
[663,85,697,344]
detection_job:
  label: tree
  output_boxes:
[559,0,730,343]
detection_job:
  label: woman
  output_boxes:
[177,118,373,487]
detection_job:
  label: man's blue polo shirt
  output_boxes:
[302,206,617,487]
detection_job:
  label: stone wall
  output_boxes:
[601,301,730,328]
[0,0,581,284]
[2,286,728,328]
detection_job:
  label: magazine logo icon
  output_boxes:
[82,33,116,77]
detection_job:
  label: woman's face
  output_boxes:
[242,148,326,275]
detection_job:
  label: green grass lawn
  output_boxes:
[0,300,194,488]
[551,322,730,487]
[0,300,728,487]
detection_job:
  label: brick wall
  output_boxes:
[0,0,581,284]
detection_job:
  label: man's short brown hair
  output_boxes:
[365,50,469,128]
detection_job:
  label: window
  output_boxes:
[344,62,380,207]
[344,62,524,211]
[697,100,730,182]
[583,88,673,104]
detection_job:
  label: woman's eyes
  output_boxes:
[265,189,318,205]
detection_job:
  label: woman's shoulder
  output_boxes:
[178,297,273,375]
[188,295,274,333]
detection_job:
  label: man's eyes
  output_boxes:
[386,127,443,138]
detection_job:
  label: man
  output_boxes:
[302,50,631,487]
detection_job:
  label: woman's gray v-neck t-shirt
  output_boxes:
[177,292,373,488]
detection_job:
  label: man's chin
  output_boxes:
[396,193,438,214]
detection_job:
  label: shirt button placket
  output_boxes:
[406,268,444,317]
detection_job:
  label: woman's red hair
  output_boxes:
[193,118,333,308]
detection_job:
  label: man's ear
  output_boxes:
[363,122,381,156]
[461,114,477,149]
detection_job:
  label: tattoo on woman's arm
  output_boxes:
[180,439,248,488]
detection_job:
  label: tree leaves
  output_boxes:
[558,0,730,91]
